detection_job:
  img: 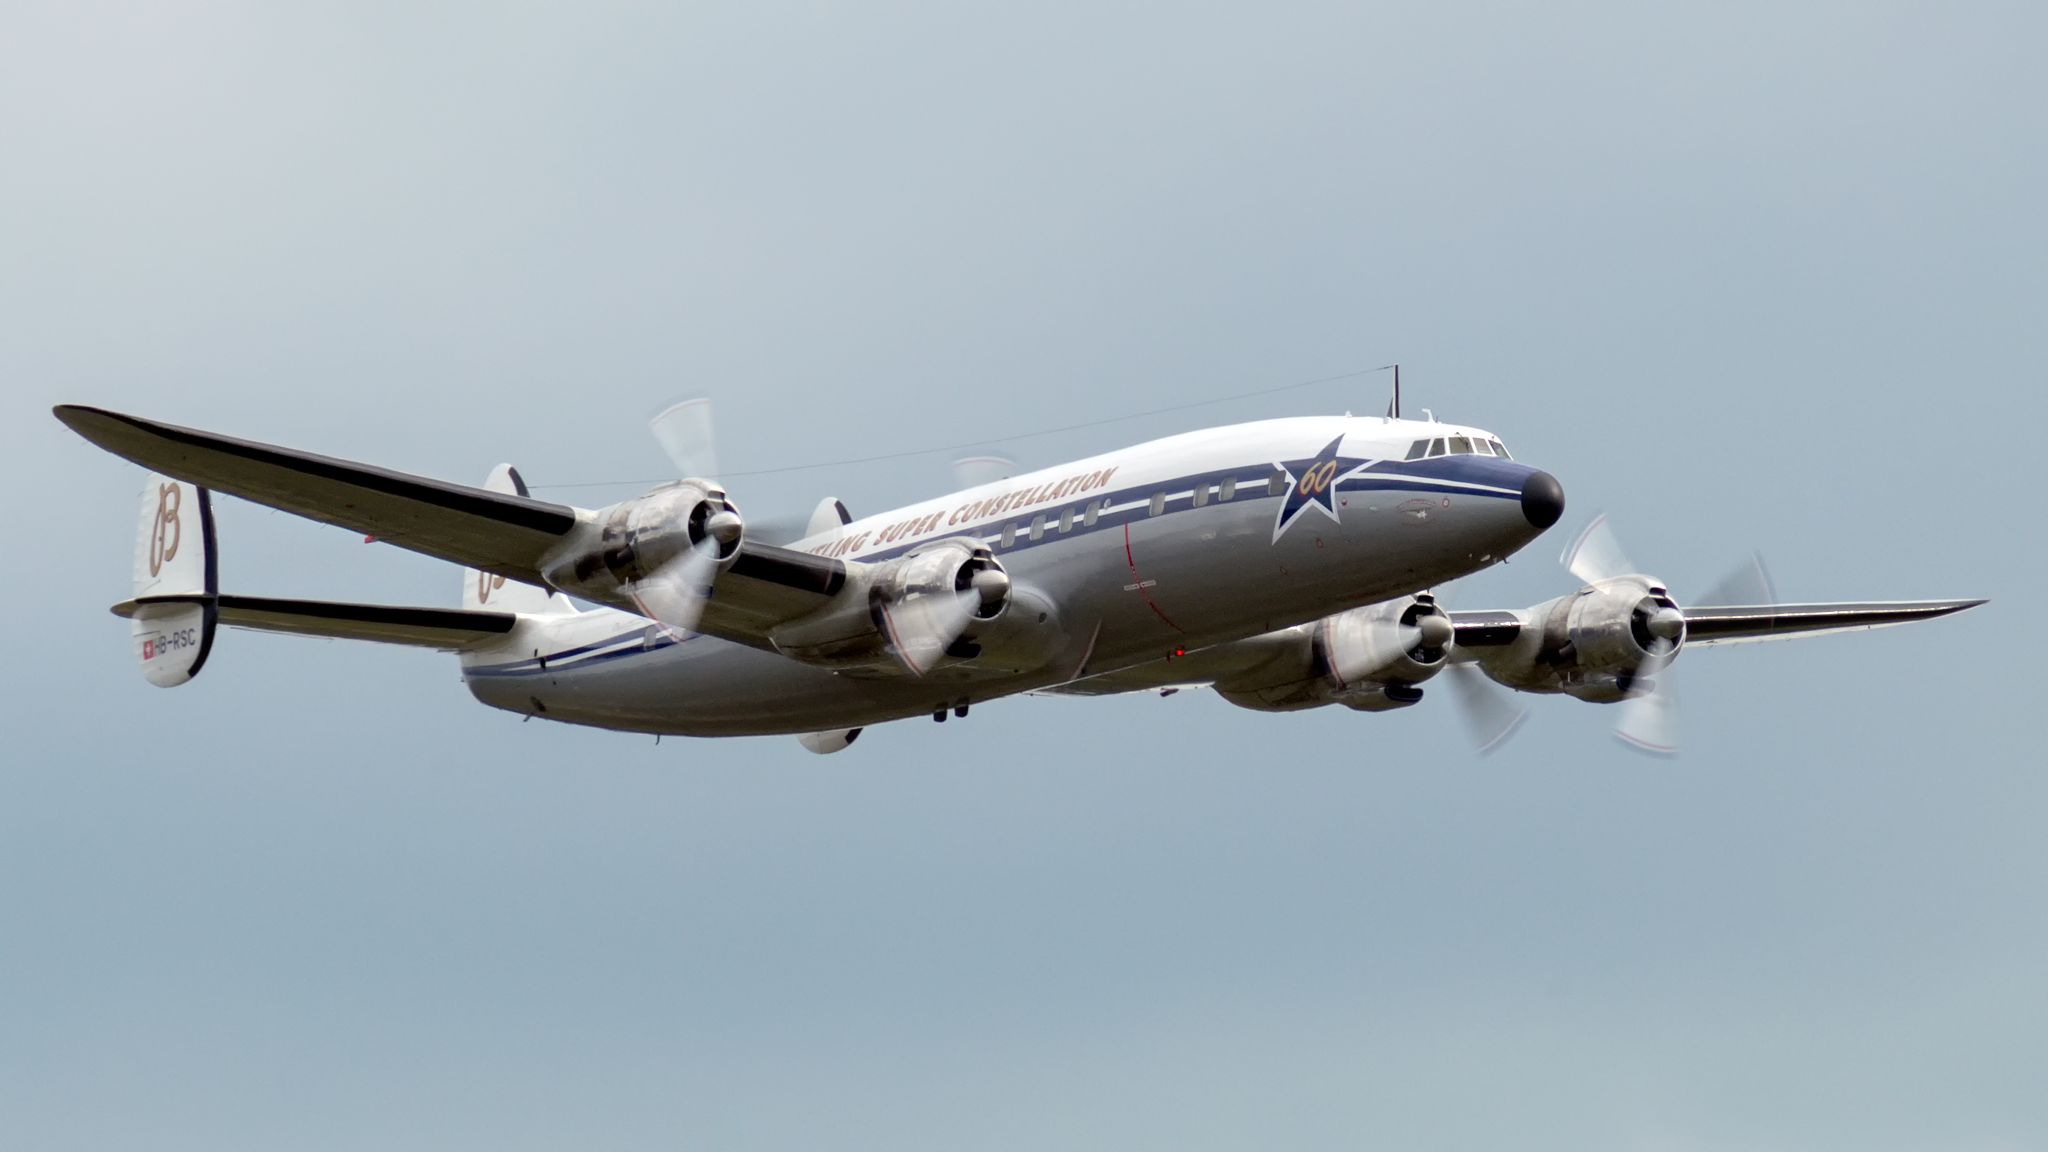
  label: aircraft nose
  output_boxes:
[1521,469,1565,530]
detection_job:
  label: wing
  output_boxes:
[59,405,853,651]
[57,405,579,585]
[115,594,516,651]
[1451,599,1987,648]
[59,407,851,651]
[1676,599,1988,647]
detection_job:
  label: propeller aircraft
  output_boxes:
[55,396,1983,755]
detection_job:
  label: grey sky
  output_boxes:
[3,2,2041,1148]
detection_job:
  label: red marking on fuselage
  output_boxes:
[1122,524,1185,633]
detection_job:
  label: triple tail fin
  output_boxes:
[463,465,575,615]
[130,472,218,686]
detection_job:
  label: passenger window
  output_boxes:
[1149,492,1166,517]
[1219,477,1236,502]
[1268,469,1287,496]
[1192,484,1209,508]
[1058,507,1074,533]
[1030,513,1045,541]
[1000,523,1015,548]
[1083,500,1100,527]
[1404,439,1429,460]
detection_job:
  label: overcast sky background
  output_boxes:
[3,3,2042,1149]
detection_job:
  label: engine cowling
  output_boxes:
[1319,593,1454,700]
[769,538,1012,672]
[1215,594,1453,713]
[543,480,743,598]
[1476,576,1685,700]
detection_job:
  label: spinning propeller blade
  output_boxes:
[879,587,982,677]
[1445,662,1531,755]
[1429,582,1530,753]
[625,534,723,640]
[628,398,747,634]
[1561,513,1635,585]
[1614,665,1679,756]
[649,398,720,481]
[1560,517,1765,758]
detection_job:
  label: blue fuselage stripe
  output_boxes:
[462,455,1527,679]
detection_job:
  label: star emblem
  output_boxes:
[1272,436,1372,543]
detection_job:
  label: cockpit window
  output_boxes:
[1448,436,1473,454]
[1427,437,1446,458]
[1471,438,1495,456]
[1491,439,1511,459]
[1404,439,1429,460]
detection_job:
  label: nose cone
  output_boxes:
[1521,470,1565,530]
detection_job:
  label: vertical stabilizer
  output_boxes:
[130,473,217,686]
[463,464,574,614]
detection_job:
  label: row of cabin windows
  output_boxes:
[999,496,1110,548]
[993,468,1290,547]
[1179,468,1285,513]
[1404,435,1512,460]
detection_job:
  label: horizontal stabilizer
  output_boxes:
[114,594,516,651]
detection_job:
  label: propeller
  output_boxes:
[878,559,1010,677]
[952,454,1016,490]
[1563,515,1772,758]
[1561,512,1634,585]
[1613,602,1684,757]
[1386,595,1454,666]
[1417,582,1532,754]
[620,399,746,638]
[1445,661,1532,754]
[624,529,725,641]
[1563,514,1684,755]
[879,587,982,677]
[650,398,719,481]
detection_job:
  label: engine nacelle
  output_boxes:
[1214,594,1452,713]
[1319,594,1454,696]
[543,480,743,597]
[769,538,1012,672]
[1476,576,1685,700]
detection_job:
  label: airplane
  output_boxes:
[53,397,1984,756]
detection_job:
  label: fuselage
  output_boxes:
[459,414,1562,735]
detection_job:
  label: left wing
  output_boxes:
[56,405,851,650]
[57,405,580,585]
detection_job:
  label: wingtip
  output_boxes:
[52,403,121,437]
[1930,597,1990,617]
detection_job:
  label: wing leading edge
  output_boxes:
[1451,598,1987,649]
[56,405,579,584]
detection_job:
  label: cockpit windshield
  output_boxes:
[1404,435,1512,460]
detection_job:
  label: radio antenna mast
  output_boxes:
[1385,363,1402,419]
